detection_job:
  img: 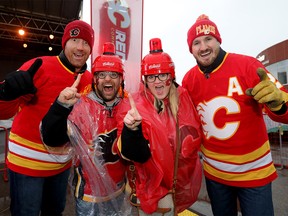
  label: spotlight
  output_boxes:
[23,43,28,48]
[49,34,54,40]
[18,29,25,36]
[48,46,53,51]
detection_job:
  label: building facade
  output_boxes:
[257,39,288,168]
[257,39,288,88]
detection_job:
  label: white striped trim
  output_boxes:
[202,153,273,173]
[8,141,72,163]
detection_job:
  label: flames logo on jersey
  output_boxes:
[180,125,201,158]
[197,96,240,140]
[92,128,120,165]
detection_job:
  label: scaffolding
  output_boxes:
[264,114,288,169]
[0,126,9,182]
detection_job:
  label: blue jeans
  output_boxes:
[205,177,274,216]
[9,168,70,216]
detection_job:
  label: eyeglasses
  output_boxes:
[96,71,119,79]
[146,73,169,83]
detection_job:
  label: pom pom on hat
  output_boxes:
[62,20,94,52]
[187,14,221,53]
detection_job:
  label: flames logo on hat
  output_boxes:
[70,28,80,37]
[196,25,215,36]
[204,29,210,34]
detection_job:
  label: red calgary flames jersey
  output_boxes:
[183,53,288,187]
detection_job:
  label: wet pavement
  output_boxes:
[0,167,287,216]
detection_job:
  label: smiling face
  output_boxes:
[191,35,220,67]
[93,71,123,105]
[145,73,172,100]
[64,38,91,72]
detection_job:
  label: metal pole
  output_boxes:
[278,125,284,170]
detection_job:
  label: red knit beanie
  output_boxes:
[62,20,94,52]
[187,14,221,53]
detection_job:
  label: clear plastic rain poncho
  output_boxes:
[46,94,133,216]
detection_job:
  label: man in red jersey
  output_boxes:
[182,14,288,216]
[0,20,94,216]
[40,42,132,216]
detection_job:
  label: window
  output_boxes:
[278,71,287,85]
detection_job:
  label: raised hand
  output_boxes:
[0,58,42,100]
[246,68,288,111]
[57,74,82,107]
[124,94,142,130]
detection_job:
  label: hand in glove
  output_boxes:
[246,68,288,111]
[0,58,42,101]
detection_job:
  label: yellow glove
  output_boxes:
[245,68,288,111]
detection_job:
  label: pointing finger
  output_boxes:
[125,94,142,129]
[128,93,142,122]
[246,68,269,96]
[257,68,269,81]
[71,73,82,88]
[128,93,137,111]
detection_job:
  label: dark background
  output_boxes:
[0,0,83,80]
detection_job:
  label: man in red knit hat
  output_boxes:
[40,42,133,216]
[0,19,94,215]
[183,14,288,216]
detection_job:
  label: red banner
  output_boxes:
[91,0,143,93]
